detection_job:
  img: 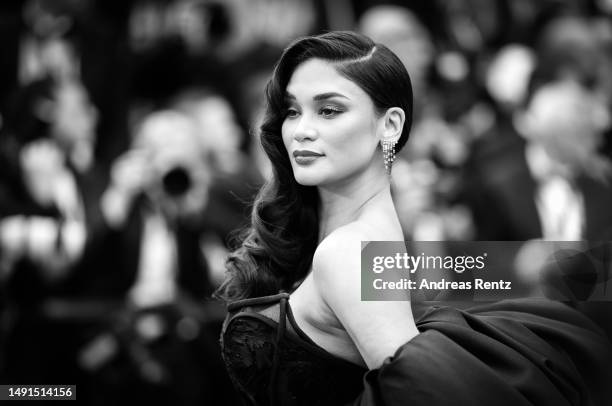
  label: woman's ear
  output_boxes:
[379,107,405,144]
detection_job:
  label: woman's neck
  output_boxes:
[317,167,391,241]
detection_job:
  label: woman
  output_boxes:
[215,32,611,406]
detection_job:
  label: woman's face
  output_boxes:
[282,58,382,186]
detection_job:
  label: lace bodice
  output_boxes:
[220,293,367,406]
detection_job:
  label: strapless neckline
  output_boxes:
[226,292,365,369]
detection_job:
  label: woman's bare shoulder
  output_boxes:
[314,222,371,264]
[310,223,369,321]
[311,222,418,369]
[312,220,390,285]
[314,220,399,263]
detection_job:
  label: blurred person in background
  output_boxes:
[0,2,132,398]
[0,76,99,272]
[0,0,83,105]
[102,110,214,300]
[466,15,612,242]
[0,73,114,401]
[516,77,612,339]
[98,109,238,404]
[461,13,612,342]
[0,0,131,165]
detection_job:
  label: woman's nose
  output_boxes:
[293,116,318,142]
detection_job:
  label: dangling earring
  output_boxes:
[381,139,397,176]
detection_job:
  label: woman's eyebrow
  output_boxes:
[314,92,349,101]
[285,91,350,101]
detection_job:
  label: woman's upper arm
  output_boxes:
[312,229,419,369]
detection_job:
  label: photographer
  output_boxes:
[97,109,237,404]
[102,109,215,303]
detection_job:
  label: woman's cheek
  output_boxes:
[281,123,293,148]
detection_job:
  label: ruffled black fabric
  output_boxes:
[352,299,612,406]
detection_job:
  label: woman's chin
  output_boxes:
[294,175,320,186]
[292,169,324,186]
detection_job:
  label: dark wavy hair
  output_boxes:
[214,31,413,302]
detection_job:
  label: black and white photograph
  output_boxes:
[1,0,611,404]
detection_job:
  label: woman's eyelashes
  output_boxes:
[284,104,345,119]
[285,107,300,118]
[319,105,344,118]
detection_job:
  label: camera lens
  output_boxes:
[162,166,192,197]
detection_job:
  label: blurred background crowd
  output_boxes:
[0,0,611,404]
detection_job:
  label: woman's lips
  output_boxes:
[293,150,323,165]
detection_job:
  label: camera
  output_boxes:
[152,157,210,220]
[128,110,211,218]
[161,165,192,198]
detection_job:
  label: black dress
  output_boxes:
[221,293,612,406]
[221,292,367,405]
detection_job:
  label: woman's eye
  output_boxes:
[320,106,342,117]
[285,108,299,118]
